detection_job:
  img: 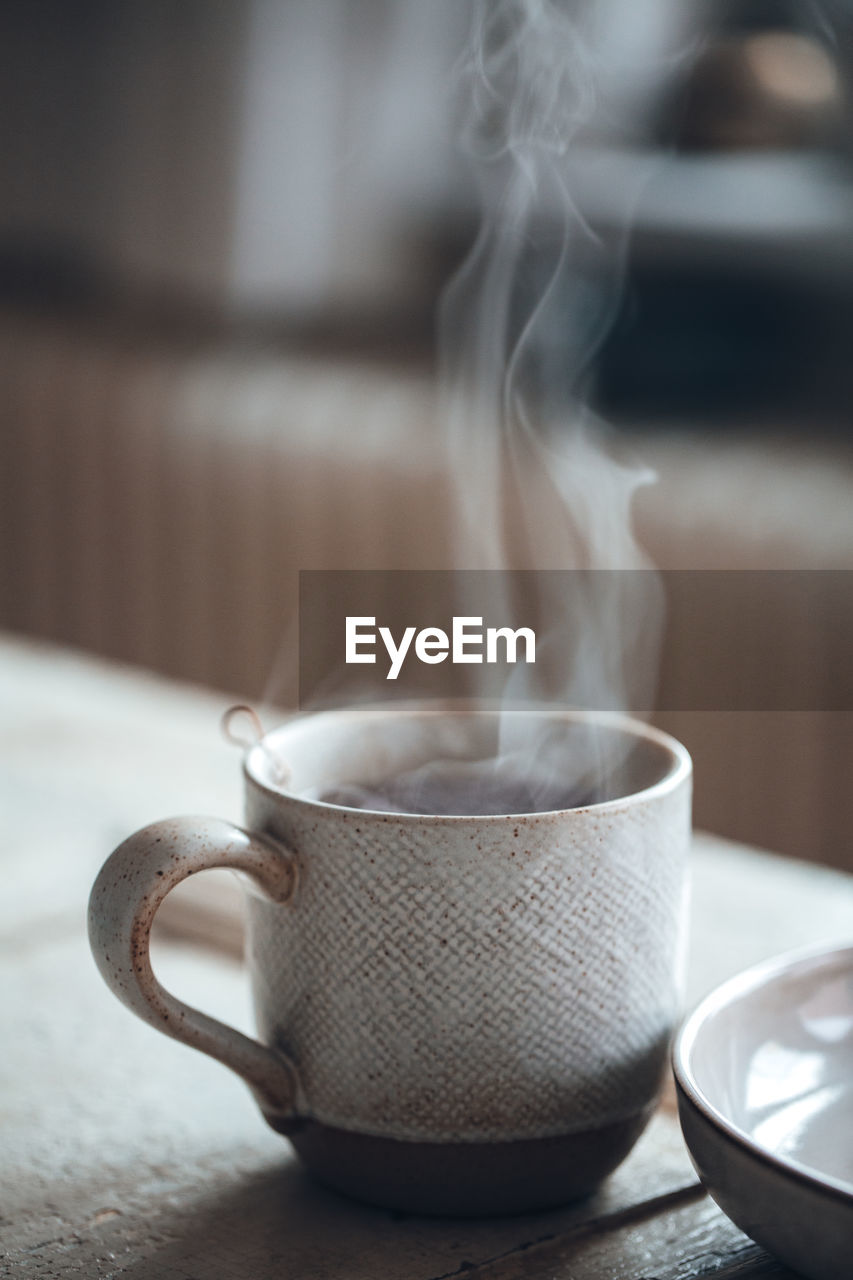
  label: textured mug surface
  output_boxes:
[89,703,691,1214]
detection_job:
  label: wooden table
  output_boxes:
[2,634,852,1280]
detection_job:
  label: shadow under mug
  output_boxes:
[88,702,692,1215]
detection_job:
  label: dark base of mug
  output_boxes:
[266,1107,653,1217]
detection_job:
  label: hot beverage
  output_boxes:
[318,756,599,815]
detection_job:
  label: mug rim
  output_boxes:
[244,701,692,821]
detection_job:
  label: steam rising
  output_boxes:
[268,0,665,813]
[438,0,662,732]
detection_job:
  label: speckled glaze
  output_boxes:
[88,816,300,1120]
[89,703,691,1214]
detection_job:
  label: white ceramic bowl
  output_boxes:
[673,944,853,1280]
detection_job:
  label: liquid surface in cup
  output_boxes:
[316,757,600,815]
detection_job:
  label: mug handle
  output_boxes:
[88,815,301,1129]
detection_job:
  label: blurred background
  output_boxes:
[2,0,853,867]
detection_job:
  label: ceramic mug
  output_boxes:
[88,702,691,1215]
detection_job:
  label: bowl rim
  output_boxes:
[673,941,853,1205]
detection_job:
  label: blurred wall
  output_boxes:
[0,1,246,306]
[0,0,466,317]
[0,0,717,321]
